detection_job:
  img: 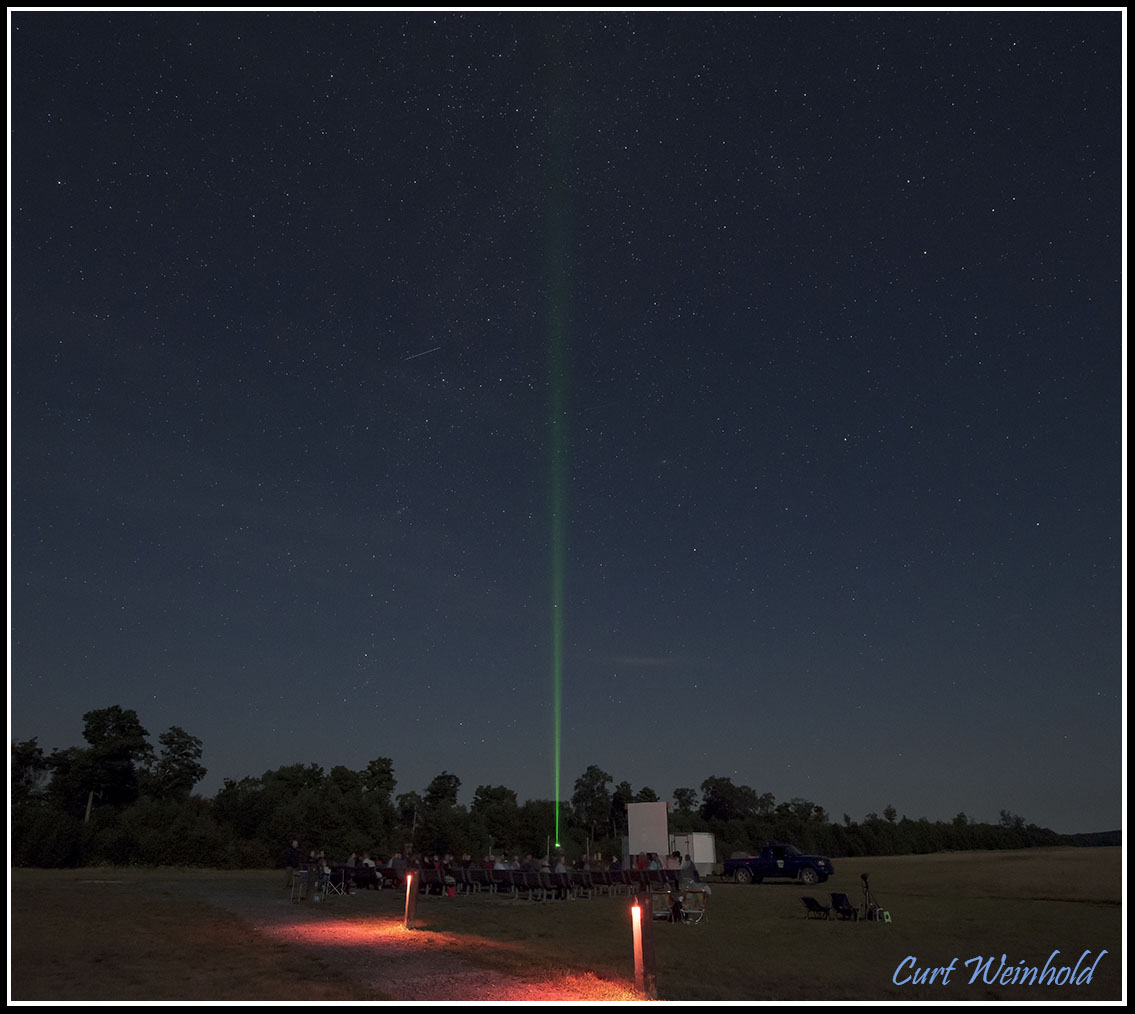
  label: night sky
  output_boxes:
[10,12,1123,834]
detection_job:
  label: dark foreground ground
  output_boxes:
[10,848,1124,1002]
[10,867,638,1001]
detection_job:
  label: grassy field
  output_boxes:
[9,869,391,1002]
[10,847,1124,1002]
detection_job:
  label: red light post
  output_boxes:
[403,870,418,929]
[630,896,657,999]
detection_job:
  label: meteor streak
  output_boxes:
[403,346,441,361]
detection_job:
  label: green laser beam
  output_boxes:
[543,21,571,851]
[549,321,567,849]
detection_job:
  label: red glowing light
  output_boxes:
[631,903,644,995]
[246,901,642,1001]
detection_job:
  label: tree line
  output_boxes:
[11,706,1107,869]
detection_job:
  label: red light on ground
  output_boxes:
[249,903,642,1000]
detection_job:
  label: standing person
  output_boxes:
[359,852,378,890]
[283,839,301,889]
[678,853,698,889]
[315,850,332,900]
[390,851,407,888]
[552,855,569,899]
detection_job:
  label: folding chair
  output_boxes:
[650,889,672,921]
[322,867,347,897]
[290,869,309,902]
[682,888,709,924]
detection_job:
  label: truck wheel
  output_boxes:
[734,868,753,884]
[799,867,819,886]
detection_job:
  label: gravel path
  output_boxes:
[174,877,641,1002]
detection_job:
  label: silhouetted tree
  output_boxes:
[424,771,461,810]
[81,705,154,809]
[672,787,698,814]
[145,726,206,799]
[470,784,519,853]
[610,780,633,837]
[12,738,48,804]
[571,765,613,840]
[699,776,761,823]
[362,757,396,799]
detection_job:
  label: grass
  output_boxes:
[9,870,391,1001]
[408,848,1122,1000]
[10,847,1123,1001]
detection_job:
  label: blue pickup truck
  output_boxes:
[723,844,834,885]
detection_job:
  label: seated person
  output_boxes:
[670,893,685,922]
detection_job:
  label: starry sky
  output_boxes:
[10,12,1124,834]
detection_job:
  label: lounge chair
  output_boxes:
[801,895,830,919]
[830,892,859,920]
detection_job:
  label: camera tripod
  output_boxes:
[860,872,891,922]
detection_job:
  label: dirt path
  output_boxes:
[177,877,641,1002]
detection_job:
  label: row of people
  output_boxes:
[283,840,704,893]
